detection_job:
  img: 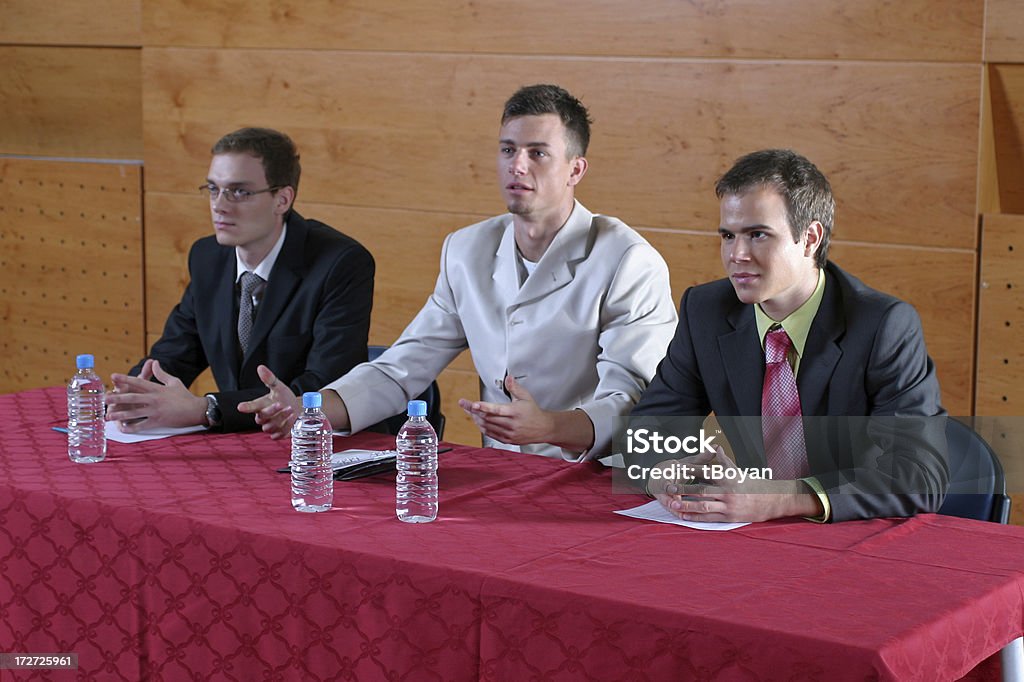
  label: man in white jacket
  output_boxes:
[241,84,676,461]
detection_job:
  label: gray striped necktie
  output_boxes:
[238,271,263,354]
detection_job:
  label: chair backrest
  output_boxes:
[366,345,446,439]
[938,418,1011,524]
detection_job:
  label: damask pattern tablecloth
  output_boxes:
[0,387,1021,680]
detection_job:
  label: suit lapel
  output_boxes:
[241,215,305,368]
[211,249,240,389]
[509,201,591,311]
[493,219,520,311]
[719,304,763,416]
[798,266,844,416]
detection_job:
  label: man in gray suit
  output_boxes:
[630,149,947,522]
[242,84,677,460]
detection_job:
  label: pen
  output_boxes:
[51,426,69,434]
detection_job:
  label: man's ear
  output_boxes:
[567,156,588,187]
[274,186,296,215]
[803,220,824,258]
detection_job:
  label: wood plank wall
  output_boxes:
[0,160,144,389]
[0,1,1019,481]
[0,6,142,388]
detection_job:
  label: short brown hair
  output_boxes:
[501,84,592,158]
[211,127,301,196]
[716,149,834,268]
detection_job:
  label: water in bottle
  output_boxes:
[396,399,438,523]
[67,353,107,463]
[291,391,333,512]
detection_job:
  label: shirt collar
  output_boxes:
[754,266,826,362]
[236,222,287,283]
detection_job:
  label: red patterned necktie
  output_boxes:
[761,327,809,479]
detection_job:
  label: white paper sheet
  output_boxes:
[105,421,207,443]
[614,500,750,531]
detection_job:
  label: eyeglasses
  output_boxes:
[199,183,283,203]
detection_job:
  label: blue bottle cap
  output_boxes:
[407,400,427,417]
[302,392,322,409]
[76,354,95,369]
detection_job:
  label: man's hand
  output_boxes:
[106,359,207,432]
[654,446,823,523]
[458,375,555,445]
[458,375,596,453]
[237,365,301,440]
[647,447,718,508]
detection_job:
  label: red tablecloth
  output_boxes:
[1,386,1022,681]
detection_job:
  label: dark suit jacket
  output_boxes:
[133,210,374,431]
[631,262,948,521]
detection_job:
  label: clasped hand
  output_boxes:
[651,446,806,523]
[106,359,206,432]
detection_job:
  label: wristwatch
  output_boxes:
[204,393,222,428]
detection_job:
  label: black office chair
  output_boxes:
[366,345,446,439]
[938,418,1011,524]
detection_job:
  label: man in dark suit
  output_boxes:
[630,149,947,522]
[106,127,374,432]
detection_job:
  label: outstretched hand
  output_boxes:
[237,365,300,439]
[458,375,555,445]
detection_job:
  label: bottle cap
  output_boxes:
[302,392,322,409]
[76,354,95,369]
[407,400,427,417]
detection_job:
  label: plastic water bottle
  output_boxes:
[396,399,438,523]
[290,392,333,513]
[67,354,107,463]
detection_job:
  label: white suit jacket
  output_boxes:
[324,201,677,460]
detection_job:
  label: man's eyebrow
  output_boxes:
[718,224,775,234]
[499,139,551,147]
[205,179,254,186]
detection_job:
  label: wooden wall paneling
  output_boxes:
[142,0,982,62]
[978,66,1001,216]
[641,229,976,415]
[985,0,1024,63]
[0,159,144,392]
[987,64,1024,213]
[0,47,143,159]
[977,214,1024,415]
[142,192,209,335]
[0,0,141,46]
[142,50,980,250]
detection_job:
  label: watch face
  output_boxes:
[206,395,221,426]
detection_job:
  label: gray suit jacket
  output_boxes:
[325,201,678,460]
[632,261,948,520]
